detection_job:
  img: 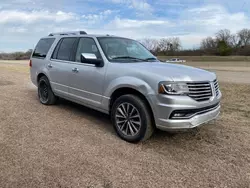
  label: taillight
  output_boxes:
[29,60,32,67]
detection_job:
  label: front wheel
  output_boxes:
[111,94,155,143]
[38,76,57,105]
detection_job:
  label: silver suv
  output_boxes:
[30,31,221,142]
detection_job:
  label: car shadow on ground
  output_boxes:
[57,98,115,134]
[57,97,216,144]
[28,89,219,149]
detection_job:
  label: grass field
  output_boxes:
[0,60,249,187]
[158,55,250,64]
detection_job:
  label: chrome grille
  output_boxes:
[187,82,212,102]
[213,79,219,97]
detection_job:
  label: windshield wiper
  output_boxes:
[111,56,158,62]
[144,57,157,61]
[111,56,145,61]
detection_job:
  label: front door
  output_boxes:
[68,37,106,108]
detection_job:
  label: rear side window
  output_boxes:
[32,38,55,58]
[55,38,77,61]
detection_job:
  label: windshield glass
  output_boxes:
[97,37,157,62]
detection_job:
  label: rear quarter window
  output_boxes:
[32,38,55,59]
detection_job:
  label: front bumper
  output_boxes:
[156,104,220,131]
[147,91,222,131]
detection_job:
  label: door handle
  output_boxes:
[72,68,79,73]
[48,64,53,68]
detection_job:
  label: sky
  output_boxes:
[0,0,249,52]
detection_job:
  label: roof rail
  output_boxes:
[48,31,87,36]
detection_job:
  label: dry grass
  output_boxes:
[158,55,250,63]
[0,63,250,187]
[0,60,29,74]
[0,60,28,64]
[0,64,29,74]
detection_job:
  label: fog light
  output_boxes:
[170,111,194,119]
[172,113,186,118]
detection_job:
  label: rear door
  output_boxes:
[49,37,78,97]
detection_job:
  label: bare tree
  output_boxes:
[170,37,181,51]
[216,29,232,45]
[200,37,217,50]
[158,38,181,52]
[237,28,250,46]
[158,38,170,52]
[139,38,159,52]
[231,34,241,48]
[139,37,181,54]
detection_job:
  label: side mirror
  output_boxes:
[80,53,104,67]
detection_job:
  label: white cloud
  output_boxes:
[182,5,250,33]
[0,2,250,52]
[6,27,28,33]
[111,0,152,12]
[129,0,152,12]
[82,10,113,24]
[0,10,78,24]
[102,5,250,48]
[110,17,168,28]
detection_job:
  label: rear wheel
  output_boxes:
[111,94,154,143]
[38,76,57,105]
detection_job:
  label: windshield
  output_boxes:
[97,37,157,62]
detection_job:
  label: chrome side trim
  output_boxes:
[50,58,96,67]
[50,81,110,99]
[68,92,101,105]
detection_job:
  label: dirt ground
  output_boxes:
[158,55,250,62]
[0,61,250,188]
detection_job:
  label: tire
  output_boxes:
[38,76,57,105]
[111,94,155,143]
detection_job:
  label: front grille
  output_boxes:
[187,82,212,102]
[214,79,219,97]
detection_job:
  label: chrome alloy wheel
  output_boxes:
[115,102,142,136]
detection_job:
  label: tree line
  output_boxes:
[200,29,250,56]
[140,28,250,56]
[0,49,32,60]
[139,37,181,56]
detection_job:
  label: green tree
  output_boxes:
[217,41,232,56]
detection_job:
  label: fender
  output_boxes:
[101,76,156,112]
[36,65,51,85]
[104,76,155,98]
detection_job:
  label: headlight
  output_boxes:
[158,82,189,95]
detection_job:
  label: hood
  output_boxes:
[122,62,216,82]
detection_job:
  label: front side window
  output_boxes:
[75,38,101,62]
[32,38,55,58]
[56,38,77,61]
[97,37,156,62]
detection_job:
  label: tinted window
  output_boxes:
[51,39,62,59]
[32,38,55,58]
[75,38,101,62]
[57,38,77,61]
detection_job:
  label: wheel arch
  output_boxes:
[109,87,155,126]
[37,73,47,84]
[37,67,52,84]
